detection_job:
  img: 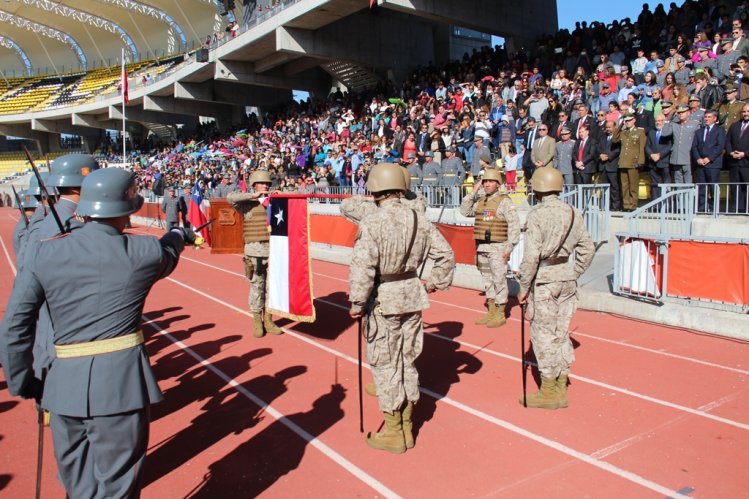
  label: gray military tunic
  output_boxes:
[407,164,423,188]
[161,195,186,229]
[420,160,442,186]
[439,156,466,186]
[0,222,184,498]
[554,140,576,185]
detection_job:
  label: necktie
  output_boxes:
[704,126,710,142]
[656,129,661,142]
[578,139,585,161]
[741,121,748,137]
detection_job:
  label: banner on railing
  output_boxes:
[615,239,661,298]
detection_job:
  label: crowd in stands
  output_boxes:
[87,1,749,213]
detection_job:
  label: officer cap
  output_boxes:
[47,154,99,188]
[445,147,455,154]
[622,113,635,120]
[531,167,564,193]
[424,151,434,158]
[20,189,39,209]
[675,104,690,113]
[722,37,735,45]
[481,168,503,183]
[698,46,708,52]
[473,136,484,143]
[223,173,231,179]
[27,172,58,197]
[77,168,144,218]
[661,100,673,107]
[249,170,272,186]
[479,149,492,163]
[366,162,407,194]
[560,127,572,134]
[688,94,701,102]
[725,83,737,92]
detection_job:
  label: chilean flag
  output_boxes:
[121,54,129,104]
[187,182,212,246]
[267,196,315,322]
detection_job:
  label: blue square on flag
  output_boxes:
[267,196,315,322]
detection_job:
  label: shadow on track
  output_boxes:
[189,383,346,498]
[153,334,241,380]
[0,401,18,414]
[144,365,307,486]
[0,474,10,491]
[415,320,483,444]
[285,292,354,340]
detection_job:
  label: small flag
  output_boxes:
[188,182,212,246]
[121,56,129,104]
[267,196,315,322]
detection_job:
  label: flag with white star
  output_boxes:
[267,196,315,322]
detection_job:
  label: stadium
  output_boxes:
[0,0,748,497]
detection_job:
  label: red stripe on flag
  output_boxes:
[287,198,313,317]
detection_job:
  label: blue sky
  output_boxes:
[556,0,645,31]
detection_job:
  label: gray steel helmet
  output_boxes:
[19,189,39,209]
[77,168,144,218]
[27,172,58,197]
[48,154,100,188]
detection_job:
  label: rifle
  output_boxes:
[521,303,527,408]
[357,317,364,434]
[35,369,47,499]
[11,186,30,227]
[23,146,65,235]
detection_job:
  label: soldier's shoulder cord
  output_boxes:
[552,205,576,258]
[401,209,418,271]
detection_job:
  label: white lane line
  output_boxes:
[175,254,749,431]
[179,252,749,376]
[0,234,17,276]
[142,315,400,499]
[161,275,688,498]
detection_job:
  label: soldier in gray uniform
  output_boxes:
[349,162,455,453]
[161,186,187,229]
[553,127,576,185]
[0,167,190,497]
[340,166,427,224]
[440,147,465,205]
[21,154,99,380]
[663,105,701,183]
[214,173,237,198]
[11,189,38,257]
[405,153,423,188]
[471,136,492,177]
[420,152,442,187]
[517,168,595,409]
[15,173,57,263]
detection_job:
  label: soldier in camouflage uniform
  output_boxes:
[517,167,595,409]
[227,171,283,338]
[459,168,520,328]
[340,166,427,224]
[349,162,455,454]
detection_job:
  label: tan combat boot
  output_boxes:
[253,314,265,338]
[365,383,377,397]
[263,312,283,335]
[365,411,406,454]
[519,377,559,409]
[486,302,507,328]
[556,374,569,409]
[402,401,415,449]
[474,300,494,325]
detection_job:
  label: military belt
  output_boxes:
[539,256,569,268]
[423,177,437,181]
[54,330,144,359]
[379,270,418,283]
[443,173,456,176]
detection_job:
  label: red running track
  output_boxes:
[0,208,748,498]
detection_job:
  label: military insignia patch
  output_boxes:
[482,210,495,221]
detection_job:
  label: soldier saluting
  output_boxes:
[517,168,595,409]
[459,168,520,328]
[349,162,454,454]
[0,167,192,497]
[227,170,284,338]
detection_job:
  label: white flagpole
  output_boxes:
[122,48,127,166]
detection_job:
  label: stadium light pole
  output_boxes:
[121,47,127,166]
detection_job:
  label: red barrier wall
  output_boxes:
[668,241,749,305]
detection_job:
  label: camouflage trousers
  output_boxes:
[476,245,508,304]
[365,310,423,413]
[528,281,577,378]
[245,256,268,313]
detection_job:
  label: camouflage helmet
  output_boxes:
[366,162,407,193]
[27,172,58,197]
[481,168,503,183]
[77,168,144,218]
[531,166,564,193]
[249,170,272,186]
[19,189,39,210]
[400,166,411,190]
[48,154,99,188]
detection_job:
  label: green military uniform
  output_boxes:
[613,119,646,210]
[719,99,743,131]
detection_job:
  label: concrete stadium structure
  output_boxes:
[0,0,557,153]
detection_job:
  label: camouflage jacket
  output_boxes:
[459,189,520,255]
[349,199,454,315]
[340,192,427,225]
[227,191,269,257]
[518,195,595,294]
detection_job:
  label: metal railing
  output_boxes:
[624,188,696,236]
[560,184,611,244]
[662,183,749,217]
[613,231,749,311]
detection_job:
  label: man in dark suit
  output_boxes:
[521,117,539,183]
[572,105,593,140]
[572,125,598,184]
[597,120,623,211]
[691,109,727,212]
[725,102,749,213]
[646,113,674,200]
[549,110,570,141]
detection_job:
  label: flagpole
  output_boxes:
[122,48,127,167]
